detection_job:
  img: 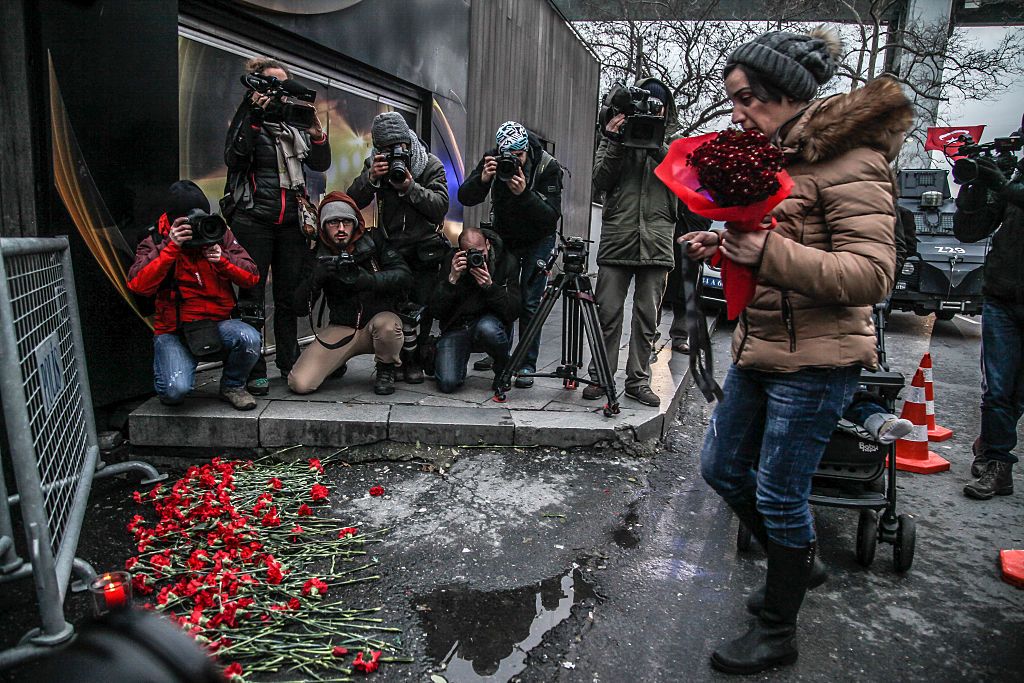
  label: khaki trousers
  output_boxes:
[287,312,403,395]
[592,265,670,390]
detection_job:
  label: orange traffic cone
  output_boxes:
[1000,550,1024,589]
[895,369,951,474]
[919,353,953,442]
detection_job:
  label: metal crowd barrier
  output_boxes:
[0,237,164,669]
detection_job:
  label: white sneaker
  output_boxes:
[875,416,913,444]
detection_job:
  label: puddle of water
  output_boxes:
[417,566,596,681]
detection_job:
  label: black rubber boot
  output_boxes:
[746,557,827,614]
[711,541,815,675]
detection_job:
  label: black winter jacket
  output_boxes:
[458,135,562,250]
[293,233,412,328]
[430,231,521,331]
[223,99,332,225]
[346,151,450,263]
[954,180,1024,304]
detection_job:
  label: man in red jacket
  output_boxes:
[127,181,262,409]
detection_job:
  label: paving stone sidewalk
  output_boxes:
[130,293,714,452]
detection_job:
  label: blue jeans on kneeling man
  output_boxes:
[435,314,510,393]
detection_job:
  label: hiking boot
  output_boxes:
[514,368,535,388]
[374,362,397,396]
[672,339,690,354]
[625,385,661,407]
[711,542,814,675]
[473,356,494,371]
[964,460,1013,500]
[220,385,257,411]
[970,436,988,478]
[402,359,424,384]
[247,377,270,396]
[864,413,913,445]
[582,383,604,400]
[327,363,348,381]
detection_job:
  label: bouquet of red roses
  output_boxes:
[655,129,793,319]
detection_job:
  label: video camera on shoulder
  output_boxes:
[951,130,1024,185]
[599,81,667,150]
[241,72,318,130]
[182,209,227,249]
[318,252,364,285]
[496,150,521,182]
[384,145,412,184]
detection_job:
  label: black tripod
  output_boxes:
[494,236,621,417]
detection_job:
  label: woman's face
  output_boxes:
[724,68,802,139]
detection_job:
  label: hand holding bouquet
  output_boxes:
[656,129,792,319]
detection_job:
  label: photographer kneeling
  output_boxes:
[430,227,521,393]
[288,193,411,396]
[954,147,1024,500]
[127,181,261,410]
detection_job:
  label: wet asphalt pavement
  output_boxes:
[2,311,1023,682]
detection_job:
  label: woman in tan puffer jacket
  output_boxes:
[680,28,913,676]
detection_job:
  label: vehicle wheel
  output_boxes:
[736,522,753,552]
[893,514,916,573]
[856,509,878,567]
[936,310,956,321]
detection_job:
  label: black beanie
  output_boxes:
[726,27,842,101]
[165,180,211,220]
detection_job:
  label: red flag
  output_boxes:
[925,126,985,158]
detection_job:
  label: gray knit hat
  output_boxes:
[371,111,413,149]
[726,28,842,101]
[319,200,359,230]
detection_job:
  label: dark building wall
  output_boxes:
[464,0,599,239]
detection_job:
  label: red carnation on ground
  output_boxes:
[302,577,329,598]
[267,477,283,490]
[338,527,358,538]
[261,507,281,527]
[310,484,330,502]
[289,525,304,542]
[369,485,385,497]
[297,503,313,517]
[332,645,349,657]
[224,662,244,682]
[308,458,324,473]
[352,650,381,674]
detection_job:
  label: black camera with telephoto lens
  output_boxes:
[318,252,363,285]
[496,150,521,183]
[182,209,227,249]
[385,145,412,185]
[951,131,1024,185]
[397,302,425,355]
[599,81,667,150]
[466,248,486,269]
[241,72,318,130]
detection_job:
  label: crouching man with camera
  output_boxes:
[430,227,521,393]
[347,112,450,384]
[127,181,261,410]
[954,148,1024,500]
[458,121,563,387]
[288,192,412,396]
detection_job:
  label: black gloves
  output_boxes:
[975,157,1008,191]
[350,270,374,292]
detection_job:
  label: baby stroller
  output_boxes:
[737,304,917,573]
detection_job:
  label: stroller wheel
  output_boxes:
[893,514,916,573]
[736,522,754,552]
[856,509,878,567]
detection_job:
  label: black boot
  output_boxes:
[374,362,397,396]
[970,436,988,478]
[401,349,424,384]
[964,460,1013,500]
[711,541,815,675]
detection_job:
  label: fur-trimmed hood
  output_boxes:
[781,77,914,164]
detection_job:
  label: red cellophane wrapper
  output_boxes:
[655,132,794,320]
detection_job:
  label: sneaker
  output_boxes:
[402,360,424,384]
[876,416,913,445]
[473,356,494,371]
[582,384,604,400]
[971,436,988,478]
[375,362,397,395]
[625,385,661,407]
[514,368,535,388]
[220,386,257,411]
[247,377,270,396]
[964,460,1013,500]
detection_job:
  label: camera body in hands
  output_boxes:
[241,72,318,130]
[951,132,1023,185]
[384,145,412,185]
[599,82,667,150]
[496,150,522,183]
[182,209,227,249]
[465,248,487,269]
[318,252,365,286]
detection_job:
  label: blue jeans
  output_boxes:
[980,298,1024,464]
[153,320,262,404]
[509,234,556,371]
[700,364,861,547]
[843,391,887,426]
[435,314,510,393]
